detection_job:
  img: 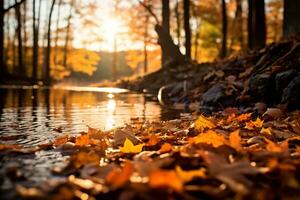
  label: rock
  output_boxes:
[201,83,236,109]
[275,69,297,100]
[281,74,300,110]
[249,73,272,102]
[263,108,284,120]
[201,84,226,106]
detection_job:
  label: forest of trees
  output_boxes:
[0,0,299,85]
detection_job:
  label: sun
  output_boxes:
[102,17,126,50]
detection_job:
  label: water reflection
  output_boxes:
[0,86,181,147]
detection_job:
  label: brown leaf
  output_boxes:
[75,134,90,147]
[53,135,69,147]
[106,161,134,189]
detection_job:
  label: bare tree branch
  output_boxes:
[4,0,26,13]
[137,0,160,25]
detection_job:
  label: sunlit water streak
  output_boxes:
[0,86,180,185]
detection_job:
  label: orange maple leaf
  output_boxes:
[191,130,227,148]
[229,130,242,150]
[106,161,134,189]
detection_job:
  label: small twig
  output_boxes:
[137,0,160,25]
[4,0,26,13]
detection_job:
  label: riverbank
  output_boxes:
[118,35,300,113]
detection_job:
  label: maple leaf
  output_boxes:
[106,161,134,189]
[145,134,160,146]
[260,127,272,135]
[53,135,69,147]
[229,130,242,150]
[236,113,252,122]
[120,138,144,153]
[159,143,173,153]
[191,130,227,148]
[149,169,183,191]
[75,134,90,146]
[245,118,264,130]
[265,139,288,153]
[175,166,206,183]
[194,115,216,132]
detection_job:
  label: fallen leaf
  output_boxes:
[145,134,160,146]
[69,151,101,169]
[260,127,272,135]
[265,139,288,153]
[194,115,216,132]
[236,113,252,122]
[229,130,242,150]
[149,169,183,191]
[120,138,144,154]
[159,143,173,153]
[53,135,69,147]
[191,130,227,148]
[263,108,283,120]
[75,134,90,146]
[175,166,206,183]
[106,161,134,189]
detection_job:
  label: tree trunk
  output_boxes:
[15,0,25,76]
[63,0,74,69]
[220,0,228,58]
[161,0,170,66]
[32,0,41,82]
[247,0,253,49]
[0,0,5,80]
[45,0,56,85]
[248,0,266,50]
[283,0,300,38]
[54,0,63,65]
[175,0,181,47]
[183,0,191,59]
[22,1,27,68]
[144,11,149,74]
[253,0,266,49]
[236,0,244,50]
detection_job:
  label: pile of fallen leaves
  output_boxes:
[1,109,300,200]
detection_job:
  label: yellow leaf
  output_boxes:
[253,118,264,127]
[191,130,227,148]
[260,127,272,135]
[120,138,144,153]
[175,166,206,183]
[229,130,242,150]
[195,115,216,132]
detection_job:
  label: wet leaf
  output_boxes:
[69,151,101,169]
[53,135,69,147]
[120,138,144,154]
[75,134,90,147]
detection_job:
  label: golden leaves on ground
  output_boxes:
[194,115,216,132]
[120,138,144,153]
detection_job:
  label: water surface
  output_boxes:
[0,86,180,185]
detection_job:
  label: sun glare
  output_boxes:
[102,17,125,51]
